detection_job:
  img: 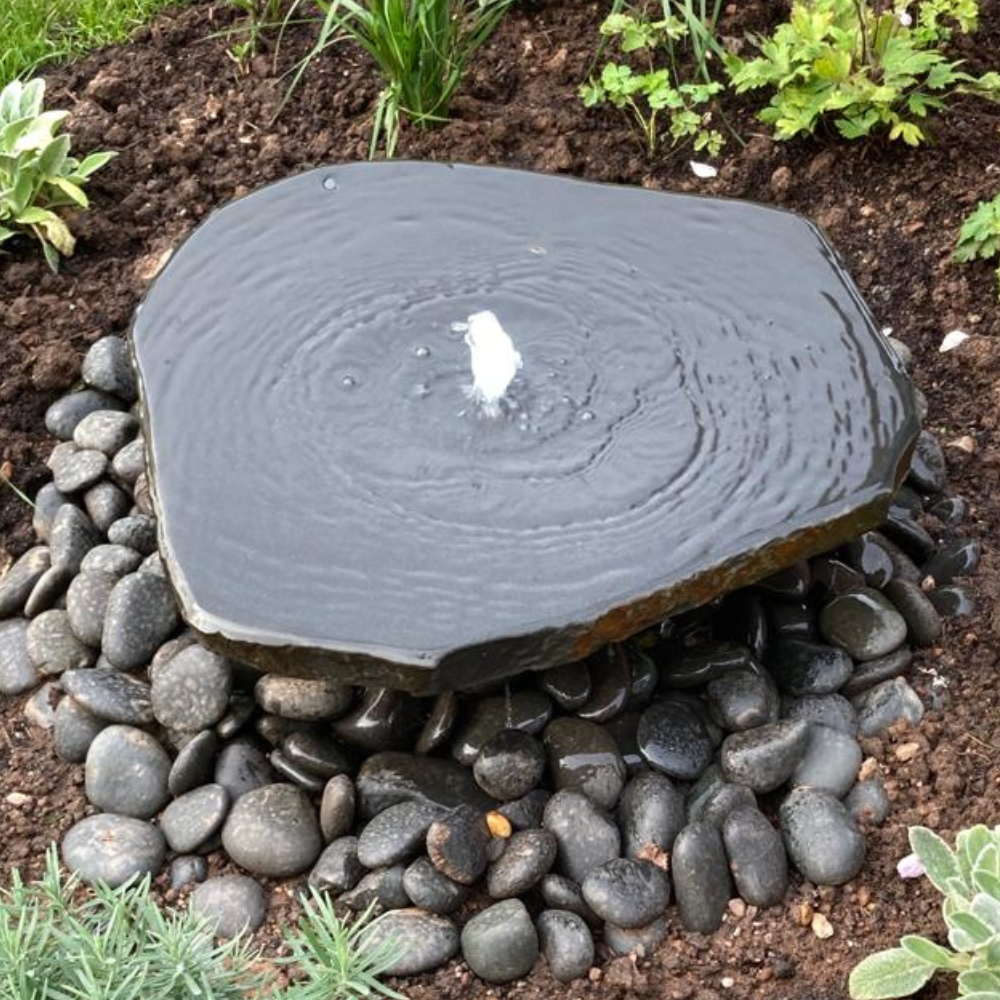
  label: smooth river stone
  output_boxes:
[637,700,714,780]
[363,909,460,976]
[133,163,918,691]
[50,505,100,574]
[357,752,495,818]
[721,806,788,908]
[928,584,975,617]
[766,639,853,696]
[332,687,423,751]
[537,909,595,982]
[618,770,685,860]
[52,449,108,494]
[782,693,859,735]
[543,717,626,810]
[404,857,470,913]
[61,814,165,887]
[854,678,924,736]
[706,668,779,731]
[190,875,265,939]
[340,865,409,912]
[475,729,546,801]
[487,828,557,898]
[819,588,907,661]
[581,859,669,928]
[160,784,231,853]
[452,691,552,765]
[780,787,865,885]
[789,724,862,797]
[168,730,219,796]
[907,429,946,494]
[840,648,912,699]
[254,675,353,721]
[66,571,118,648]
[45,389,126,440]
[539,661,591,711]
[661,641,759,689]
[62,668,153,724]
[151,645,232,731]
[427,806,490,884]
[107,514,158,554]
[102,573,179,670]
[214,740,278,800]
[82,335,138,400]
[84,481,132,532]
[310,837,364,894]
[461,899,539,984]
[53,697,108,761]
[0,547,50,618]
[883,579,941,646]
[672,821,731,933]
[85,725,171,818]
[720,719,810,793]
[923,538,982,585]
[414,691,459,754]
[357,801,442,869]
[576,645,631,722]
[73,410,138,456]
[26,610,95,674]
[542,790,620,884]
[0,620,38,695]
[80,544,144,578]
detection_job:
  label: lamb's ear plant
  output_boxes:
[0,77,116,272]
[849,824,1000,999]
[955,192,1000,298]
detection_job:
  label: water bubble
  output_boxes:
[322,176,338,191]
[414,345,431,358]
[579,409,595,422]
[341,375,357,389]
[451,321,469,334]
[530,245,547,255]
[413,382,431,398]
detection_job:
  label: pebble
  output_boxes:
[721,806,788,907]
[52,448,109,495]
[403,857,470,914]
[542,791,621,884]
[151,645,232,730]
[53,696,107,761]
[255,675,353,721]
[461,899,538,984]
[111,437,146,484]
[190,875,266,939]
[107,514,158,554]
[85,724,171,818]
[662,641,757,688]
[214,740,278,800]
[22,565,70,618]
[358,801,442,869]
[282,730,352,779]
[168,729,219,796]
[576,645,631,722]
[452,690,552,765]
[340,865,409,912]
[790,724,862,797]
[0,620,37,695]
[810,557,864,597]
[320,774,356,841]
[170,855,208,890]
[820,588,908,661]
[0,547,50,618]
[840,647,912,698]
[221,783,323,877]
[26,609,95,674]
[844,777,891,826]
[540,874,599,925]
[907,430,946,494]
[499,788,550,831]
[160,784,231,853]
[475,728,546,801]
[487,828,557,898]
[84,481,132,532]
[780,787,865,885]
[672,821,731,932]
[543,717,626,810]
[718,592,769,658]
[854,678,923,736]
[636,699,714,779]
[45,389,126,440]
[414,691,458,754]
[539,661,591,711]
[884,579,942,646]
[332,687,423,751]
[604,916,668,958]
[928,584,975,617]
[216,694,255,740]
[923,538,981,584]
[61,813,165,887]
[23,681,61,729]
[603,711,644,773]
[309,836,364,894]
[617,770,685,860]
[581,859,669,928]
[356,751,494,818]
[62,667,153,724]
[80,544,144,578]
[66,571,118,648]
[362,909,460,976]
[720,719,810,793]
[768,600,814,639]
[427,806,490,884]
[844,533,894,588]
[82,336,137,401]
[50,504,100,574]
[706,668,779,730]
[767,640,853,696]
[782,693,859,735]
[687,780,757,828]
[758,562,810,599]
[31,484,70,542]
[102,573,179,670]
[537,909,594,982]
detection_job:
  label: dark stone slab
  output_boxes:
[133,163,919,692]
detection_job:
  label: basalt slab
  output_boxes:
[132,162,919,693]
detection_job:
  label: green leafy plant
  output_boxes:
[279,890,405,1000]
[727,0,1000,145]
[955,192,1000,297]
[224,0,285,73]
[285,0,514,157]
[0,77,116,271]
[581,11,725,157]
[849,824,1000,999]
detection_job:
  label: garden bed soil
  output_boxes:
[1,1,999,997]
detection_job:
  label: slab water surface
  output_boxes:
[132,162,919,692]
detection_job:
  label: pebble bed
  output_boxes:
[0,334,982,983]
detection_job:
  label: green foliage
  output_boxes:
[580,12,725,157]
[0,0,197,87]
[286,0,515,158]
[224,0,285,73]
[849,824,1000,999]
[727,0,1000,145]
[279,890,406,1000]
[955,192,1000,297]
[0,77,116,271]
[0,847,264,1000]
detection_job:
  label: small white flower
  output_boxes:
[897,853,926,879]
[690,161,718,179]
[939,329,970,353]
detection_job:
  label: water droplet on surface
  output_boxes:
[530,245,547,255]
[579,410,595,422]
[322,176,338,191]
[414,345,431,358]
[341,375,356,389]
[413,382,431,398]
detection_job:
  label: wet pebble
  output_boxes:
[661,641,756,688]
[84,481,131,532]
[537,909,594,982]
[884,579,942,646]
[576,645,630,722]
[26,609,95,674]
[790,724,862,797]
[461,899,538,984]
[844,776,891,826]
[170,855,208,890]
[636,699,714,779]
[840,647,912,699]
[309,837,364,894]
[499,788,550,831]
[191,875,266,938]
[672,821,731,932]
[543,717,625,809]
[767,639,853,696]
[168,729,219,796]
[923,538,981,584]
[820,588,907,661]
[282,730,352,779]
[427,805,490,884]
[403,857,470,914]
[340,865,409,912]
[358,801,442,869]
[617,770,685,860]
[214,740,278,801]
[107,514,158,554]
[82,336,137,401]
[66,571,118,648]
[908,429,946,494]
[539,661,591,711]
[475,728,546,802]
[31,484,70,542]
[160,784,230,853]
[332,687,423,751]
[414,691,458,754]
[102,573,179,670]
[854,678,923,736]
[46,389,126,440]
[320,774,356,841]
[85,724,171,818]
[687,779,757,828]
[452,690,552,765]
[0,547,50,618]
[604,916,668,957]
[720,719,809,793]
[780,787,865,885]
[540,874,599,925]
[706,667,779,730]
[255,675,353,721]
[928,584,975,617]
[487,828,557,898]
[62,667,152,724]
[782,692,858,735]
[721,806,788,907]
[271,750,326,793]
[581,858,669,928]
[542,790,620,884]
[152,645,232,730]
[363,909,460,976]
[53,696,107,761]
[62,813,165,887]
[221,783,323,877]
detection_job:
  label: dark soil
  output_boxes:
[1,1,999,998]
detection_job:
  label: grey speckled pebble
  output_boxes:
[362,909,460,976]
[151,645,232,731]
[581,859,669,928]
[358,801,442,869]
[85,724,171,818]
[45,389,126,440]
[790,723,862,797]
[542,791,620,884]
[82,336,137,401]
[32,484,71,542]
[169,730,219,797]
[340,865,409,912]
[537,909,594,982]
[820,588,908,661]
[782,693,859,736]
[721,806,788,908]
[840,648,912,699]
[0,547,50,618]
[79,544,144,578]
[52,449,108,494]
[23,565,71,619]
[475,728,546,802]
[320,774,356,842]
[461,899,538,984]
[24,681,61,729]
[543,717,626,810]
[170,855,208,890]
[539,874,599,926]
[191,875,266,939]
[854,678,924,737]
[53,696,108,761]
[844,777,891,826]
[112,437,146,484]
[254,675,354,721]
[50,505,101,574]
[73,410,138,456]
[720,719,810,793]
[160,784,230,853]
[62,668,153,724]
[215,740,277,801]
[0,620,39,695]
[603,916,668,958]
[102,573,178,670]
[672,821,731,933]
[487,828,557,899]
[403,857,469,914]
[84,481,132,533]
[26,609,96,674]
[618,771,685,860]
[107,515,158,555]
[66,572,118,648]
[61,813,165,887]
[309,837,364,894]
[780,787,865,885]
[221,783,323,877]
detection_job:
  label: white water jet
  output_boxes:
[462,310,523,418]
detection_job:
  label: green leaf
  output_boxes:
[37,135,71,178]
[910,827,963,895]
[848,948,936,999]
[959,970,1000,993]
[0,225,14,243]
[899,936,957,970]
[970,893,1000,934]
[50,178,89,208]
[76,150,116,177]
[946,909,993,949]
